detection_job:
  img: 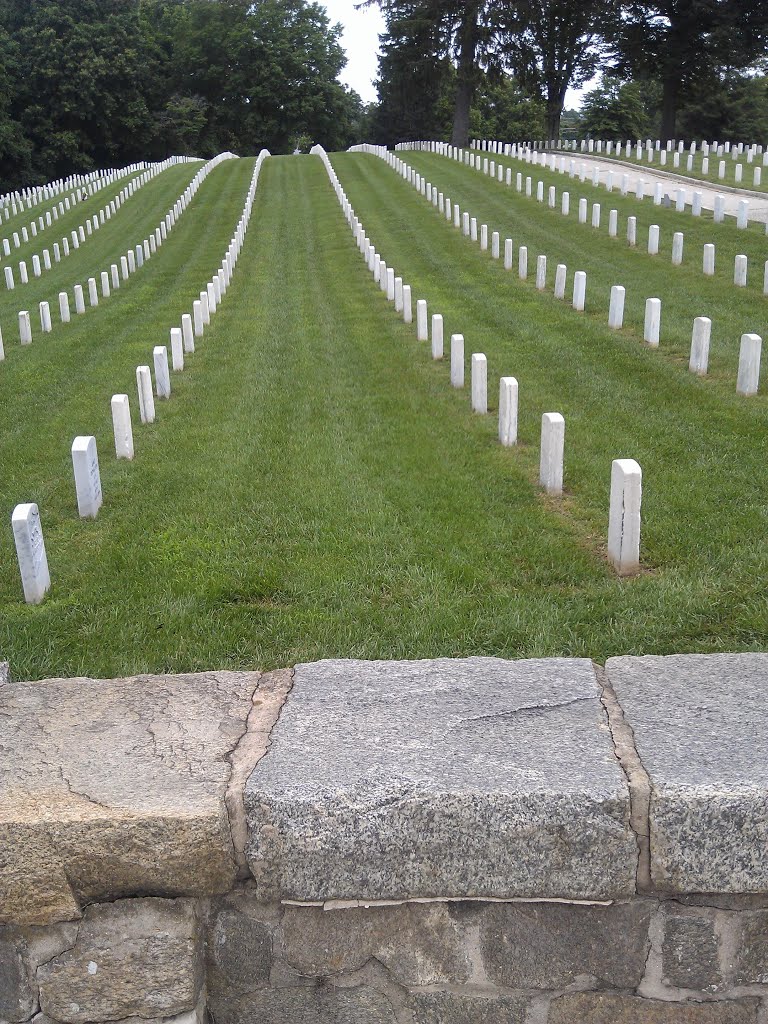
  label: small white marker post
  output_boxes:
[450,334,464,388]
[644,298,661,347]
[386,268,395,301]
[554,264,567,300]
[111,395,134,460]
[627,217,637,247]
[734,255,748,287]
[737,333,762,396]
[136,366,156,423]
[648,225,660,255]
[12,503,51,604]
[100,271,110,298]
[111,264,120,290]
[689,317,711,375]
[536,255,547,291]
[181,314,195,353]
[608,459,642,576]
[88,278,99,307]
[170,328,184,371]
[153,345,171,398]
[539,413,564,495]
[431,314,443,360]
[573,271,586,311]
[39,301,52,333]
[471,354,487,413]
[4,266,14,290]
[18,311,31,345]
[491,231,500,259]
[672,233,684,266]
[504,238,513,270]
[518,246,528,280]
[394,278,403,313]
[703,244,715,276]
[608,286,625,329]
[498,377,518,446]
[193,301,204,338]
[403,285,412,323]
[416,299,428,341]
[71,435,103,519]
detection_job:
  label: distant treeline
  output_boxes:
[0,0,367,190]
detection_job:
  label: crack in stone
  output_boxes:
[57,766,112,814]
[595,663,652,894]
[451,696,593,729]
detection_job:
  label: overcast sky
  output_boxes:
[321,1,590,110]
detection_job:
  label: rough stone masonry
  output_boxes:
[0,654,766,1023]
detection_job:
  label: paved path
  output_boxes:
[546,151,768,228]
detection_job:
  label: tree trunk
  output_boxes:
[545,99,561,142]
[451,5,479,147]
[660,71,678,141]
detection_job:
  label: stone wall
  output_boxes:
[1,655,766,1023]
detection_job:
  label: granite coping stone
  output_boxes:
[0,671,260,926]
[244,657,637,901]
[605,654,768,894]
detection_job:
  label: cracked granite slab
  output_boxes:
[245,657,636,902]
[0,671,262,926]
[605,654,768,894]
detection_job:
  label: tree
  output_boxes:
[498,0,614,140]
[579,74,655,139]
[469,75,545,141]
[610,0,768,140]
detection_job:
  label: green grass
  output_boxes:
[0,153,766,680]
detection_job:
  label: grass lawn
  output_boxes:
[0,153,765,680]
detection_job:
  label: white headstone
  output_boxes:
[498,377,518,446]
[450,334,464,388]
[671,232,684,266]
[416,299,428,341]
[12,503,50,604]
[136,365,155,423]
[181,314,194,353]
[100,271,110,298]
[554,264,567,300]
[644,298,661,347]
[539,413,564,495]
[170,327,184,371]
[18,310,31,345]
[491,231,500,259]
[536,255,547,291]
[71,435,103,518]
[608,285,625,329]
[471,353,487,413]
[608,459,642,576]
[573,271,586,311]
[394,277,403,313]
[504,238,513,270]
[88,278,99,307]
[111,395,134,460]
[737,333,762,395]
[4,266,14,290]
[39,301,51,333]
[153,345,171,398]
[648,225,660,255]
[627,216,637,246]
[431,314,443,360]
[734,254,748,287]
[689,317,711,375]
[518,246,528,280]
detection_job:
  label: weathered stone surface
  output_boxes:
[214,986,397,1023]
[409,991,530,1024]
[734,910,768,984]
[207,891,275,1012]
[549,994,759,1023]
[661,909,722,991]
[281,902,470,985]
[37,897,203,1023]
[606,654,768,893]
[480,900,652,988]
[0,662,9,685]
[246,658,635,901]
[0,928,31,1022]
[0,671,261,925]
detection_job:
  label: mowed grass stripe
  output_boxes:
[332,153,768,582]
[0,153,660,681]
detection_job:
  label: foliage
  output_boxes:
[0,0,366,189]
[579,75,656,140]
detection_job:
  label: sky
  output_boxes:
[321,0,591,110]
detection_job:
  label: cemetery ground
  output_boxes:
[0,151,766,682]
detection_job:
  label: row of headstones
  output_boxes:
[0,153,238,361]
[336,146,642,575]
[354,145,764,398]
[391,143,766,301]
[480,138,765,161]
[1,157,188,294]
[11,151,268,605]
[400,139,761,236]
[0,163,147,223]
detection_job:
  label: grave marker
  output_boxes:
[609,285,625,329]
[554,264,567,300]
[416,299,428,341]
[111,395,134,460]
[88,278,99,306]
[170,328,184,371]
[644,298,661,346]
[608,460,642,576]
[74,285,85,314]
[689,317,711,375]
[573,271,586,311]
[471,353,487,413]
[136,366,155,423]
[539,413,564,495]
[12,503,50,604]
[431,314,443,359]
[182,314,194,353]
[734,255,747,287]
[71,435,103,518]
[39,301,51,333]
[153,345,171,398]
[18,310,31,345]
[737,334,761,395]
[703,244,715,276]
[450,334,464,387]
[498,377,518,446]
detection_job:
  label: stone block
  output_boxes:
[661,908,721,991]
[605,654,768,893]
[734,910,768,984]
[480,900,651,988]
[37,898,203,1023]
[245,658,636,902]
[409,991,529,1024]
[281,902,470,985]
[0,671,261,925]
[549,994,758,1023]
[0,928,33,1022]
[207,892,274,1008]
[214,986,397,1023]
